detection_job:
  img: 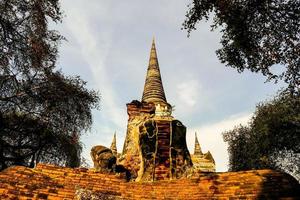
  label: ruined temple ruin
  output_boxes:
[191,133,215,172]
[1,40,299,199]
[110,132,118,157]
[118,39,218,181]
[90,39,217,181]
[119,39,192,181]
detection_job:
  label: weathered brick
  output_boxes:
[0,164,299,199]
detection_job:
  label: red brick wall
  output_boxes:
[155,120,171,180]
[0,164,299,199]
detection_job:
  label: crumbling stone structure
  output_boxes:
[90,145,116,172]
[91,39,217,182]
[91,144,131,181]
[110,132,118,157]
[191,133,215,172]
[119,40,192,181]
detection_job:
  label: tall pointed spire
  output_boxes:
[110,132,117,156]
[194,132,203,155]
[142,38,167,103]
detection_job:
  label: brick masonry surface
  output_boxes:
[0,163,299,199]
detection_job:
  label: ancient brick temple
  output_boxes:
[119,39,193,181]
[1,39,299,199]
[191,133,215,172]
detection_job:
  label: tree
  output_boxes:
[183,0,300,93]
[223,91,300,181]
[0,0,99,170]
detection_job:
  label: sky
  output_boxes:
[56,0,284,172]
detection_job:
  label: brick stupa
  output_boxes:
[191,133,215,172]
[119,39,192,181]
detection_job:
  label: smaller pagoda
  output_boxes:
[191,132,215,172]
[110,132,118,157]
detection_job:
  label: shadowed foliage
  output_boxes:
[223,91,300,181]
[0,0,99,170]
[183,0,300,93]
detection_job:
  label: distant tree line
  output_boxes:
[223,91,299,181]
[0,0,99,170]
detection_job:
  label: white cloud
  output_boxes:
[62,3,126,130]
[187,112,252,172]
[176,80,200,107]
[59,2,129,165]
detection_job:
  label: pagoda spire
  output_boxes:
[110,132,117,156]
[194,132,203,155]
[141,38,167,103]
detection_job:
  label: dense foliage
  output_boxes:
[0,0,99,170]
[223,92,300,181]
[183,0,300,93]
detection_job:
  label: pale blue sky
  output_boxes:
[56,0,284,171]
